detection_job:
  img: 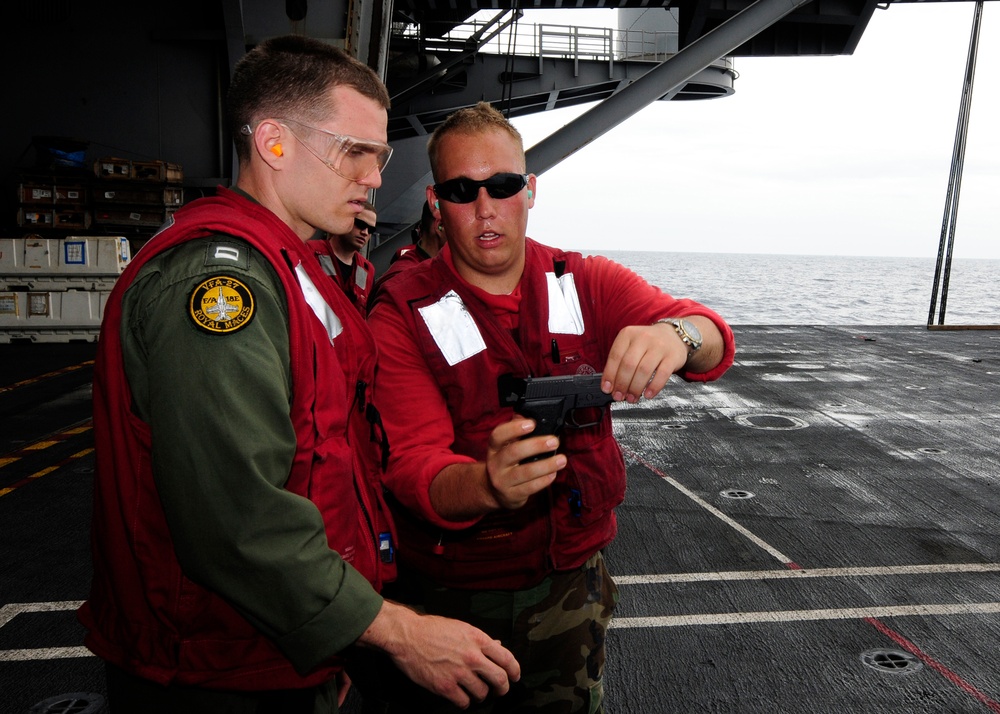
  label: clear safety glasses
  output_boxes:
[433,173,529,204]
[277,118,393,181]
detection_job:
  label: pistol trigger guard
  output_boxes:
[565,405,605,429]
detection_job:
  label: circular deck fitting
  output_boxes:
[720,489,755,500]
[30,692,106,714]
[905,385,927,390]
[918,447,948,455]
[787,363,825,370]
[660,423,688,431]
[826,403,847,409]
[860,649,923,676]
[735,413,808,431]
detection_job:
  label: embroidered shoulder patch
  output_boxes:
[189,276,255,334]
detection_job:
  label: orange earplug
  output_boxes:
[270,144,283,157]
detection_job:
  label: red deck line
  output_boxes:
[865,616,1000,713]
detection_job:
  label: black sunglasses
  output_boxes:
[354,217,376,234]
[433,173,529,204]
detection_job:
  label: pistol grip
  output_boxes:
[520,397,565,436]
[517,398,564,464]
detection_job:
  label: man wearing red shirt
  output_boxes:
[367,102,735,713]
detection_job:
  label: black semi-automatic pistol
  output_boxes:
[498,373,614,437]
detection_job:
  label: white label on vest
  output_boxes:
[418,290,487,366]
[355,264,369,290]
[294,262,343,342]
[546,272,585,335]
[316,253,337,277]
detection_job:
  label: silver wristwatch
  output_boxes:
[658,317,703,353]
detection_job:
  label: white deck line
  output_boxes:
[610,602,1000,629]
[0,601,92,662]
[0,646,93,661]
[654,470,796,565]
[613,562,1000,585]
[612,456,1000,632]
[4,597,999,660]
[0,600,84,627]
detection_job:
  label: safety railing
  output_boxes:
[394,18,734,79]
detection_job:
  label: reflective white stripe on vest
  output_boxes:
[294,262,343,341]
[546,272,585,335]
[418,290,486,366]
[355,264,369,290]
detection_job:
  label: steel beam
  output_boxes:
[526,0,816,175]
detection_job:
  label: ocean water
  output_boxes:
[584,251,1000,326]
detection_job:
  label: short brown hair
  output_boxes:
[227,35,390,164]
[427,102,525,180]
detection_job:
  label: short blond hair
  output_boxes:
[427,102,525,180]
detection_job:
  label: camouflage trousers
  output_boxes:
[350,551,619,714]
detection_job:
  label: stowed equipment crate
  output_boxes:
[0,289,109,343]
[0,235,130,289]
[14,156,183,239]
[91,157,183,232]
[16,173,92,230]
[94,186,183,207]
[92,206,177,229]
[0,235,131,342]
[18,182,88,205]
[131,160,184,183]
[17,208,54,229]
[19,178,88,204]
[94,157,131,180]
[94,158,183,184]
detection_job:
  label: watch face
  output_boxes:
[673,319,701,349]
[684,320,702,343]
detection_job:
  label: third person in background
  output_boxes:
[369,200,447,305]
[392,199,446,265]
[312,200,378,316]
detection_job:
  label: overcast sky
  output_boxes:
[507,3,1000,259]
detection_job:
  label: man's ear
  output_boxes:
[426,185,441,220]
[254,119,285,167]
